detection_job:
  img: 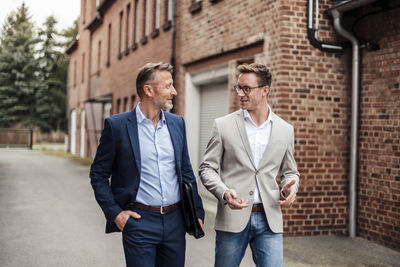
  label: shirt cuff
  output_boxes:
[222,189,228,204]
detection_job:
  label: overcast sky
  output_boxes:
[0,0,80,32]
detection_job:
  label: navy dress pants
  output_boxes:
[122,207,186,267]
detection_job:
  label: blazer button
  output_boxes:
[249,191,254,195]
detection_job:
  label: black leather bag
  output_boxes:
[182,181,205,239]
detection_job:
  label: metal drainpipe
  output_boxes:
[307,0,344,52]
[332,10,359,238]
[170,0,177,114]
[327,0,378,238]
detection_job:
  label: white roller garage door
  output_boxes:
[198,82,229,160]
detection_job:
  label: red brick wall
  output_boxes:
[176,0,350,237]
[67,0,400,250]
[272,0,350,237]
[68,0,173,157]
[358,7,400,250]
[89,0,172,114]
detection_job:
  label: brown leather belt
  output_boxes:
[131,201,181,214]
[252,204,264,213]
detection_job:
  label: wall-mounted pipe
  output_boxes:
[170,0,177,113]
[307,0,344,52]
[326,0,379,238]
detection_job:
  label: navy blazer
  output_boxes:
[90,108,204,233]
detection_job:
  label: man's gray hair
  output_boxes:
[136,62,173,98]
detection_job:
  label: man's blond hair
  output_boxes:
[237,63,272,87]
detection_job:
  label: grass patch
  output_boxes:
[33,142,65,151]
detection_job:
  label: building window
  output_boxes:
[151,0,160,38]
[162,0,172,31]
[103,102,112,118]
[116,98,121,114]
[118,11,124,58]
[107,23,111,66]
[189,0,202,14]
[80,109,86,158]
[133,0,139,49]
[97,40,101,75]
[70,109,77,155]
[81,53,85,83]
[73,60,77,87]
[127,4,132,52]
[145,0,150,36]
[82,0,87,24]
[168,0,173,21]
[123,97,128,112]
[141,0,149,44]
[155,0,160,29]
[131,95,136,109]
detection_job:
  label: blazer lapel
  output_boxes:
[127,108,141,176]
[235,111,256,169]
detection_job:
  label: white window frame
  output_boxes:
[145,0,150,36]
[155,0,161,29]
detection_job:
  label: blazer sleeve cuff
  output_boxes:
[106,205,123,223]
[216,185,229,203]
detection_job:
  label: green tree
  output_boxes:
[35,15,66,132]
[61,18,78,47]
[0,3,38,127]
[0,12,16,51]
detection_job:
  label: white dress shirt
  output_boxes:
[243,106,272,204]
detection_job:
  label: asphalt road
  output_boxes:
[1,149,399,267]
[0,149,124,267]
[0,149,245,267]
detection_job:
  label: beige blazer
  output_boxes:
[199,109,300,233]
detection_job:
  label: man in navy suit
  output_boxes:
[90,62,204,267]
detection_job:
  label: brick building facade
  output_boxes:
[66,0,174,157]
[66,0,400,250]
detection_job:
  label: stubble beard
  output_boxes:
[163,102,173,112]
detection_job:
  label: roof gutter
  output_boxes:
[326,0,379,238]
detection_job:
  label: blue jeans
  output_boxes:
[215,212,283,267]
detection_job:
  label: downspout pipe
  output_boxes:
[307,0,344,52]
[170,0,177,114]
[332,9,359,239]
[170,0,177,70]
[326,0,379,238]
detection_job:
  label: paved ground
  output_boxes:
[0,149,399,267]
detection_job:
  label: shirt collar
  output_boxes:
[243,105,272,128]
[136,102,166,126]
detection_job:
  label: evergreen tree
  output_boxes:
[61,18,78,47]
[0,3,38,127]
[0,11,16,51]
[35,15,66,132]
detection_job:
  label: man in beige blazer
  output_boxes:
[199,63,300,267]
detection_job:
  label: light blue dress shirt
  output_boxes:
[135,104,180,206]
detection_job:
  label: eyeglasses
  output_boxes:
[234,84,267,94]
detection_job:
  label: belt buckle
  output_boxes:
[160,205,165,214]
